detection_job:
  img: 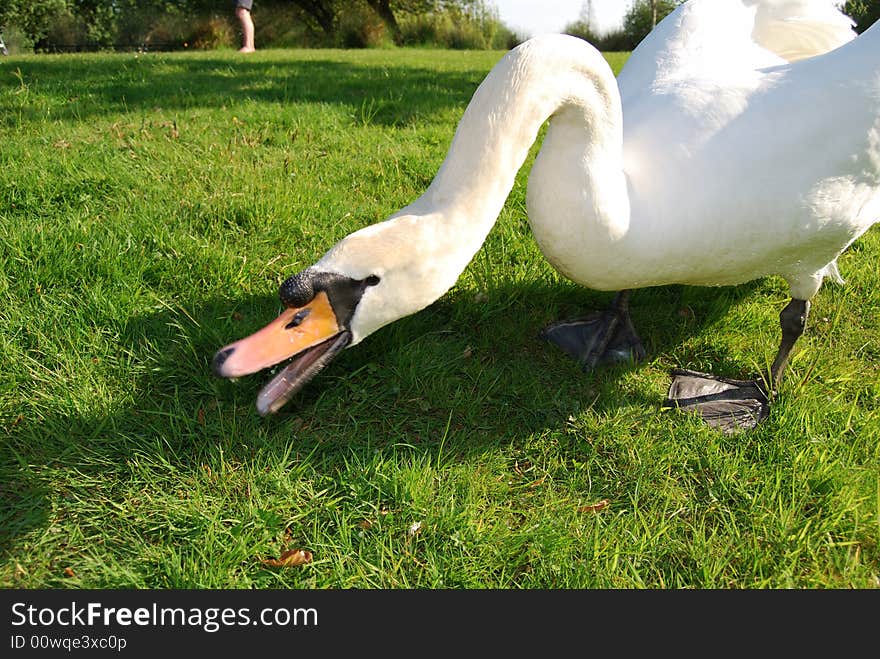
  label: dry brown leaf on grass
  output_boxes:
[63,567,76,577]
[578,499,610,513]
[261,549,313,568]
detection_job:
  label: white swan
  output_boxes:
[213,0,879,432]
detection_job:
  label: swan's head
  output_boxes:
[212,212,464,415]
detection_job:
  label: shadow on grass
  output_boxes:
[2,54,497,128]
[0,276,763,555]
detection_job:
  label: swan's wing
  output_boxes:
[748,0,856,62]
[618,0,774,162]
[617,0,772,105]
[617,0,859,165]
[616,3,875,297]
[617,0,856,102]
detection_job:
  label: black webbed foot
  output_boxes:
[664,369,769,434]
[539,291,646,371]
[665,298,809,433]
[542,291,808,435]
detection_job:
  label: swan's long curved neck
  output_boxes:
[321,36,625,345]
[402,35,624,273]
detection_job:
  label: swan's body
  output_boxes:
[214,0,879,428]
[533,0,876,300]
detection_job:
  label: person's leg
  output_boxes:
[236,6,255,52]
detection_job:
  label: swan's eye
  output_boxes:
[284,308,311,329]
[364,275,380,286]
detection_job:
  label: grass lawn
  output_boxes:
[1,46,877,589]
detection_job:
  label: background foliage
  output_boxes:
[844,0,880,31]
[565,1,682,51]
[2,1,878,54]
[0,0,519,53]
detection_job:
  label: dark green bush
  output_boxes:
[337,5,391,48]
[398,10,519,50]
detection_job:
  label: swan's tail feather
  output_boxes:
[821,259,845,285]
[749,0,857,62]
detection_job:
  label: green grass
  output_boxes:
[1,47,877,589]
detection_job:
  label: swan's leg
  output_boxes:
[539,290,647,371]
[769,298,810,391]
[665,298,809,434]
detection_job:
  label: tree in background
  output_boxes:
[289,0,502,44]
[844,0,880,32]
[288,0,514,49]
[398,0,516,49]
[66,0,123,45]
[0,0,67,46]
[622,0,681,45]
[288,0,338,37]
[0,1,206,50]
[566,0,681,51]
[564,0,628,50]
[364,0,405,42]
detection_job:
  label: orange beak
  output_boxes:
[213,291,352,415]
[213,292,341,378]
